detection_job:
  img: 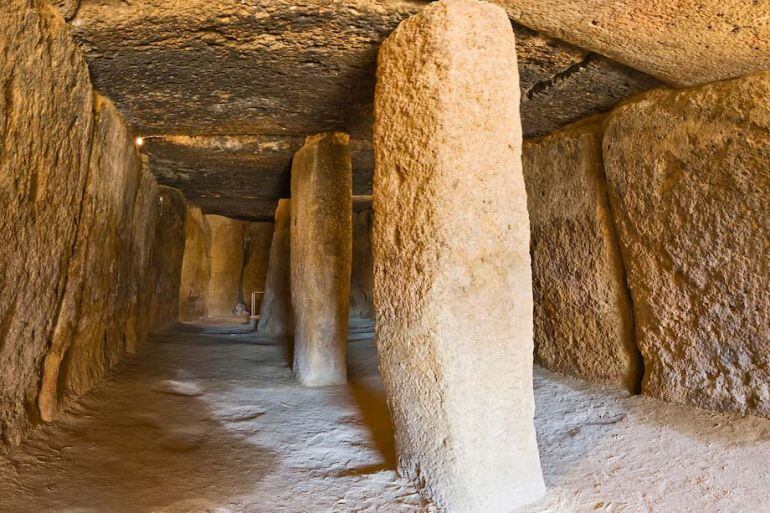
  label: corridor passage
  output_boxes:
[1,323,769,513]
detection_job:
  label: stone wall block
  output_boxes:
[603,71,770,417]
[258,200,294,338]
[178,205,212,321]
[0,0,93,443]
[523,117,641,392]
[149,186,186,331]
[205,215,246,317]
[242,222,275,315]
[41,95,143,418]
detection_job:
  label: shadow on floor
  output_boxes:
[344,338,399,475]
[0,329,279,513]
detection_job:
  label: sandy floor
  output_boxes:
[1,323,768,513]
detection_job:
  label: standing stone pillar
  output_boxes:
[258,200,293,337]
[290,133,352,387]
[204,215,246,317]
[372,1,545,512]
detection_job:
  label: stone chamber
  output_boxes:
[1,0,769,512]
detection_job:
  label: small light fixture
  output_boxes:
[135,136,144,147]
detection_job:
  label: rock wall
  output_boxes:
[243,222,275,315]
[0,0,183,445]
[523,117,640,392]
[0,0,94,445]
[603,71,770,417]
[204,215,246,317]
[126,160,160,352]
[258,200,293,337]
[349,208,375,321]
[177,214,273,321]
[148,186,186,331]
[40,95,144,421]
[178,205,211,321]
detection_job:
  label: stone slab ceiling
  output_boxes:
[498,0,770,87]
[71,0,661,219]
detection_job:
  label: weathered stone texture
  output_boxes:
[523,117,640,392]
[521,54,662,138]
[40,96,143,420]
[149,186,186,331]
[71,0,659,138]
[205,215,246,317]
[126,161,160,352]
[178,205,211,321]
[242,222,275,315]
[350,208,375,321]
[72,0,423,138]
[500,0,770,87]
[0,0,93,444]
[72,1,660,219]
[144,135,374,220]
[603,71,770,417]
[49,0,80,20]
[373,1,544,510]
[258,200,293,338]
[291,133,352,387]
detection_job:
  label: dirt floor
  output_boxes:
[1,322,768,513]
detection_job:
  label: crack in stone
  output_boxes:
[525,52,596,100]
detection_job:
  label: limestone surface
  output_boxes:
[290,133,353,387]
[126,161,160,352]
[258,200,293,338]
[0,0,94,445]
[242,223,275,315]
[349,208,375,322]
[179,205,211,321]
[500,0,770,87]
[603,71,770,417]
[373,1,545,510]
[205,215,246,317]
[523,118,640,392]
[40,95,144,421]
[149,186,186,331]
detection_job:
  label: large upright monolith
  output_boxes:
[290,133,352,387]
[258,200,294,338]
[372,1,546,511]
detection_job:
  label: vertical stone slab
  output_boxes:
[40,95,142,420]
[126,159,160,353]
[0,0,93,444]
[290,133,352,387]
[179,205,211,321]
[373,1,545,511]
[349,207,376,340]
[242,222,275,314]
[205,215,246,317]
[603,71,770,417]
[258,200,293,337]
[349,208,375,321]
[149,186,186,331]
[522,117,641,392]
